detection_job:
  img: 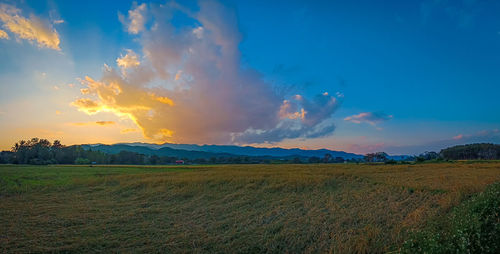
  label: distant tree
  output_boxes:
[11,138,53,164]
[333,157,345,163]
[375,152,388,162]
[75,157,90,164]
[440,143,500,160]
[293,157,302,164]
[0,151,14,164]
[364,152,388,162]
[209,157,217,164]
[308,156,321,163]
[418,151,440,161]
[149,155,160,165]
[364,153,375,162]
[322,153,332,163]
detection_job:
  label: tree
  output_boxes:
[440,143,500,160]
[75,157,90,164]
[333,157,345,163]
[322,153,332,163]
[364,152,388,162]
[293,157,302,164]
[308,156,321,163]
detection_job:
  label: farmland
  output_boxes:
[1,163,499,253]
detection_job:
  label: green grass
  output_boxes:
[0,165,199,194]
[0,163,499,253]
[401,182,500,253]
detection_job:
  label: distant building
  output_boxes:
[175,160,185,165]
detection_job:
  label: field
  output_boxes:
[1,163,499,253]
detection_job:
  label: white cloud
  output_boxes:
[344,112,393,126]
[119,3,147,34]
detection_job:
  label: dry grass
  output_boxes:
[0,162,499,253]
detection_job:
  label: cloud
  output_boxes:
[0,29,8,39]
[72,0,341,144]
[95,121,115,126]
[120,128,138,134]
[70,121,116,126]
[0,3,60,50]
[116,49,140,70]
[452,134,463,140]
[233,93,340,143]
[344,112,392,126]
[119,3,147,34]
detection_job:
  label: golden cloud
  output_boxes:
[0,4,60,50]
[70,121,116,126]
[0,29,8,39]
[116,49,140,69]
[120,128,138,134]
[71,1,340,144]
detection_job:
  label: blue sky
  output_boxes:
[0,0,499,154]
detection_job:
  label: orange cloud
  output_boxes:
[0,28,8,39]
[453,134,463,140]
[70,121,116,126]
[95,121,115,126]
[71,98,102,114]
[71,1,340,145]
[120,128,138,134]
[0,3,60,50]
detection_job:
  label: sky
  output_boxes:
[0,0,499,155]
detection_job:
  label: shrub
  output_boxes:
[75,157,90,165]
[400,182,500,253]
[385,159,397,165]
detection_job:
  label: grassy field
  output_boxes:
[1,163,499,253]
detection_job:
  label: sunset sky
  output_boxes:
[1,0,499,155]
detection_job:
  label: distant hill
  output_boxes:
[81,144,236,159]
[114,142,365,159]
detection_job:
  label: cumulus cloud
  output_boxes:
[72,0,341,144]
[344,112,393,126]
[0,28,8,39]
[116,49,140,70]
[233,93,340,143]
[0,3,60,50]
[119,3,147,34]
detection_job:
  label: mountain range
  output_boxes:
[82,142,412,160]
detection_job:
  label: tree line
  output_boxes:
[1,138,498,165]
[0,138,361,165]
[439,143,500,160]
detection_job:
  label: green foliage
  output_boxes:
[385,159,397,164]
[415,156,426,163]
[401,182,500,253]
[440,143,500,160]
[74,157,90,165]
